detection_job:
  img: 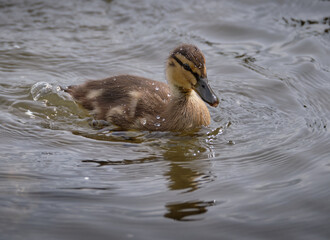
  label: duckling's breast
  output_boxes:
[161,90,211,131]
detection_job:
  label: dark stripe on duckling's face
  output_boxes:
[172,55,219,107]
[172,55,200,81]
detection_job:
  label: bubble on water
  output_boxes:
[156,115,160,120]
[84,177,89,180]
[154,123,161,127]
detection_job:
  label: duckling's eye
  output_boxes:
[183,63,191,71]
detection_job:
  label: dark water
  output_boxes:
[1,0,330,239]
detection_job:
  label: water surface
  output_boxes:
[1,0,330,239]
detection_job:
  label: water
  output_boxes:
[1,0,330,239]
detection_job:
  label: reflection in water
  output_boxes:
[164,200,216,221]
[162,138,215,192]
[162,138,217,221]
[81,133,219,222]
[82,156,158,166]
[164,163,200,192]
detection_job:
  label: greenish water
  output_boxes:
[1,0,330,239]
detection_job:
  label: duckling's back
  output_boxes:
[66,75,171,130]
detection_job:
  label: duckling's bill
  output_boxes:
[193,77,219,107]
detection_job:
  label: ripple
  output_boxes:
[255,179,301,191]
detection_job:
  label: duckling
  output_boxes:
[66,44,219,131]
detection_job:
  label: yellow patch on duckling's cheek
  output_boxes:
[189,74,197,86]
[86,89,103,100]
[173,69,193,89]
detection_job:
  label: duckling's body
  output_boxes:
[66,44,219,131]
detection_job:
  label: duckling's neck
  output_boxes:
[165,85,211,131]
[169,84,190,98]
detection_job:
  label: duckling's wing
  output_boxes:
[66,75,170,130]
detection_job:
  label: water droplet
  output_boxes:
[25,110,35,118]
[141,118,147,125]
[156,115,160,120]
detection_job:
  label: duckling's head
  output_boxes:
[166,44,219,107]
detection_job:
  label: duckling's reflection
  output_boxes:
[164,162,200,192]
[80,130,218,222]
[164,200,216,221]
[162,136,216,221]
